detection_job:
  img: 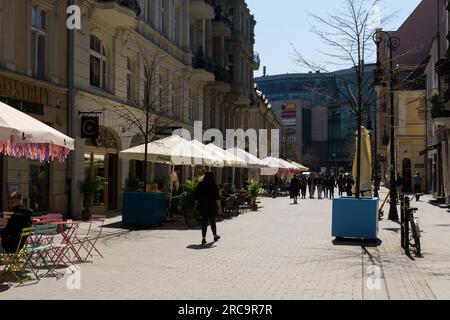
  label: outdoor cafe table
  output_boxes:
[50,220,83,265]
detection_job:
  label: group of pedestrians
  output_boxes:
[289,173,356,203]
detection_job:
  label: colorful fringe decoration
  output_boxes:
[0,136,71,163]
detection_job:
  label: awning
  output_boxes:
[0,101,75,162]
[419,143,442,156]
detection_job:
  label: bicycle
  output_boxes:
[403,195,422,256]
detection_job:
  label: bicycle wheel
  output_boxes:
[409,219,421,255]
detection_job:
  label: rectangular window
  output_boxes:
[127,74,132,101]
[29,161,49,212]
[90,55,101,87]
[31,6,47,79]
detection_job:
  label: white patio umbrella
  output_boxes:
[226,147,266,169]
[194,142,247,167]
[262,157,296,170]
[0,101,74,162]
[120,135,223,201]
[119,135,223,167]
[225,147,267,187]
[290,161,309,172]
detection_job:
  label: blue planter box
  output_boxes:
[332,197,379,240]
[122,192,168,227]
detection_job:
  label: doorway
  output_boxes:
[84,127,120,212]
[402,158,412,193]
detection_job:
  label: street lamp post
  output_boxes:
[374,30,400,221]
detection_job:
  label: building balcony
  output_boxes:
[190,0,215,21]
[191,54,215,83]
[192,54,215,72]
[212,6,233,37]
[214,66,232,83]
[95,0,141,26]
[252,52,260,70]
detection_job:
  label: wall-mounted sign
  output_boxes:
[415,164,425,169]
[287,136,296,143]
[81,117,99,139]
[7,182,21,194]
[0,75,50,105]
[282,110,296,118]
[284,128,296,135]
[154,126,182,136]
[282,103,297,110]
[282,119,296,127]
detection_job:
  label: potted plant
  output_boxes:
[80,176,105,221]
[248,181,263,211]
[124,177,144,192]
[181,180,199,227]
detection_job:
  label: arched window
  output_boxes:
[90,35,106,89]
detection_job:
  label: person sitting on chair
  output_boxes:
[1,192,33,253]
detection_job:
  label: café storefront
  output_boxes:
[0,73,69,213]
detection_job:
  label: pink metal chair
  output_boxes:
[48,221,82,267]
[74,215,106,262]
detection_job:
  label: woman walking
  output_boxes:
[290,175,301,204]
[195,171,222,245]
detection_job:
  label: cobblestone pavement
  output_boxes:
[1,188,450,300]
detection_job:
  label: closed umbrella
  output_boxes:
[0,101,74,162]
[352,127,372,196]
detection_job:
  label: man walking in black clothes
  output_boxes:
[327,175,336,199]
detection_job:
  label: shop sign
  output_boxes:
[282,119,296,127]
[81,117,99,139]
[155,126,182,136]
[282,103,297,110]
[0,75,50,105]
[284,128,296,135]
[282,110,296,118]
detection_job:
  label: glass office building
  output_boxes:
[255,65,376,172]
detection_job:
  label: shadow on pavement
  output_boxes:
[0,284,10,293]
[332,238,382,247]
[187,243,216,250]
[383,227,400,233]
[102,220,203,232]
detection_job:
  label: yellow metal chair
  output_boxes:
[0,227,33,285]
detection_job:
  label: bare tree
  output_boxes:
[293,0,395,197]
[109,34,189,191]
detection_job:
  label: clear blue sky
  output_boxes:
[247,0,423,76]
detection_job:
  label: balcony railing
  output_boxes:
[431,105,450,118]
[214,66,232,83]
[192,54,215,73]
[96,0,141,16]
[252,52,260,66]
[214,6,233,29]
